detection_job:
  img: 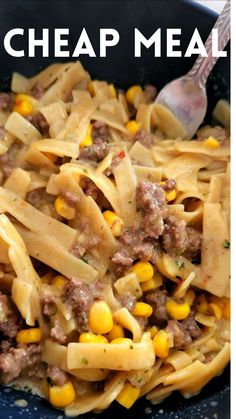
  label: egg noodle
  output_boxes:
[0,61,230,416]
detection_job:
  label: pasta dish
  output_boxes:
[0,61,230,416]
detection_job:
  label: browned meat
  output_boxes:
[117,294,136,312]
[0,151,16,178]
[161,179,176,192]
[0,343,42,384]
[92,120,109,141]
[26,188,55,208]
[26,112,49,136]
[0,340,12,353]
[181,311,202,339]
[62,190,81,207]
[166,320,192,349]
[70,242,86,258]
[47,365,68,386]
[134,129,155,148]
[185,226,202,260]
[0,291,21,339]
[144,289,169,322]
[79,121,109,162]
[0,93,13,112]
[196,125,228,142]
[41,294,57,317]
[25,362,47,380]
[79,139,109,162]
[62,278,102,333]
[31,81,44,99]
[82,178,100,201]
[50,319,66,344]
[162,215,188,256]
[136,181,167,239]
[111,228,159,275]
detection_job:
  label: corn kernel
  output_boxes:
[130,261,154,283]
[208,303,222,320]
[14,100,33,116]
[16,328,42,344]
[153,330,170,358]
[55,196,76,220]
[126,120,141,136]
[133,302,153,317]
[195,294,208,314]
[80,124,93,148]
[103,210,124,237]
[160,181,176,202]
[43,152,58,163]
[51,275,67,288]
[87,81,95,96]
[107,324,125,341]
[141,273,163,292]
[185,289,196,306]
[126,85,143,105]
[79,332,108,344]
[49,381,75,408]
[116,383,141,409]
[223,299,230,320]
[203,136,220,148]
[166,299,190,320]
[149,325,158,338]
[89,301,113,334]
[111,338,133,344]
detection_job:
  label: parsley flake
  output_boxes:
[81,356,89,365]
[223,240,230,249]
[175,259,184,270]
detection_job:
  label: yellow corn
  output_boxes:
[16,328,42,344]
[49,381,75,408]
[195,294,208,314]
[89,301,113,334]
[79,332,108,344]
[87,81,95,96]
[208,303,222,320]
[149,325,158,338]
[103,210,124,237]
[107,324,125,341]
[133,302,153,317]
[14,94,35,115]
[111,337,133,344]
[153,330,170,358]
[130,261,154,283]
[116,383,141,409]
[126,85,143,105]
[126,120,141,135]
[166,299,190,320]
[160,181,176,202]
[184,289,196,306]
[110,84,117,98]
[51,275,67,288]
[223,299,230,320]
[54,196,76,220]
[43,152,58,163]
[204,136,220,148]
[141,273,163,292]
[80,124,93,148]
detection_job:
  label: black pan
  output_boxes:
[0,1,230,418]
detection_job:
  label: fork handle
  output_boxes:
[186,0,230,87]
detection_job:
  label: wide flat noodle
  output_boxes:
[0,214,41,326]
[67,333,155,370]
